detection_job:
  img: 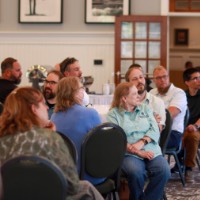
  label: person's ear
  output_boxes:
[122,96,126,103]
[64,71,69,77]
[31,104,37,115]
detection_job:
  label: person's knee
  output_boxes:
[184,131,199,143]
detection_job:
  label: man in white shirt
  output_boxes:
[150,66,187,150]
[125,64,166,132]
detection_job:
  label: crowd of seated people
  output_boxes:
[2,55,200,199]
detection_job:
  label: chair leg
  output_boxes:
[162,190,167,200]
[196,148,200,171]
[173,153,185,187]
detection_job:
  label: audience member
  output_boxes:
[150,66,187,150]
[107,82,170,200]
[185,61,193,69]
[0,87,103,200]
[125,64,166,132]
[51,76,104,185]
[0,57,22,103]
[60,57,89,106]
[43,70,63,118]
[178,67,200,182]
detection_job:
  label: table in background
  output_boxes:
[88,94,113,105]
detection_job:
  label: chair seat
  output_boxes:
[95,179,115,195]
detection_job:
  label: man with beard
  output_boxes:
[43,70,63,118]
[60,57,90,106]
[125,64,166,132]
[0,57,22,103]
[150,66,187,151]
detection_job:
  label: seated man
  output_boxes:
[125,64,166,132]
[150,66,187,150]
[181,67,200,182]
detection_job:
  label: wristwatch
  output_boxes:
[194,124,200,130]
[140,138,149,145]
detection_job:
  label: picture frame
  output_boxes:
[18,0,63,24]
[85,0,130,24]
[175,29,189,45]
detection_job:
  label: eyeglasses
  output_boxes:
[190,76,200,81]
[44,80,58,85]
[154,75,168,81]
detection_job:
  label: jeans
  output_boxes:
[122,155,171,200]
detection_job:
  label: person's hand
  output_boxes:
[137,150,154,160]
[154,112,161,124]
[186,124,197,132]
[44,121,56,131]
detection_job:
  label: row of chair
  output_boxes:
[0,122,127,200]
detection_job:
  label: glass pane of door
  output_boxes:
[121,22,133,39]
[121,41,133,58]
[149,23,161,39]
[149,42,161,58]
[135,22,147,39]
[135,42,147,58]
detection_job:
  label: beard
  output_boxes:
[10,75,21,85]
[43,88,56,100]
[137,83,146,95]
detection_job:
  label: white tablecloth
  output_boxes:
[89,94,113,105]
[92,104,110,122]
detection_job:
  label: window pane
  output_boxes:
[149,23,161,39]
[135,42,147,58]
[148,60,161,75]
[191,0,200,9]
[134,60,147,74]
[121,60,134,75]
[135,23,147,39]
[149,42,160,58]
[121,22,133,39]
[121,41,133,58]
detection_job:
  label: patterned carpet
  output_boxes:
[166,166,200,200]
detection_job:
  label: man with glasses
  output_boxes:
[125,64,166,132]
[43,70,63,118]
[59,57,89,106]
[180,67,200,182]
[0,57,22,104]
[150,66,187,151]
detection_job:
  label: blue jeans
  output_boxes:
[122,155,171,200]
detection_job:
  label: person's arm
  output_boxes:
[168,106,180,119]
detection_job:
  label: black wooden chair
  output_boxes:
[1,155,68,200]
[80,122,127,200]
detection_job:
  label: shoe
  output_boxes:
[185,170,194,183]
[171,164,184,173]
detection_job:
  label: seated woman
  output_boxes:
[107,82,171,200]
[51,76,104,185]
[0,87,103,200]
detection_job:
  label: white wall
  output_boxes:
[0,32,114,93]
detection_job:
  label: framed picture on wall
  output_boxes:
[85,0,130,24]
[18,0,63,24]
[175,29,189,45]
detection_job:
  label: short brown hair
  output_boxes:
[47,70,64,80]
[1,57,17,74]
[60,57,78,75]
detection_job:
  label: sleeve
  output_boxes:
[168,90,187,112]
[144,106,160,143]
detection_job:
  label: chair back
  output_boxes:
[58,132,78,164]
[80,122,127,187]
[184,107,190,130]
[1,155,67,200]
[159,109,173,155]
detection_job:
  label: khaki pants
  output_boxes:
[183,130,200,168]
